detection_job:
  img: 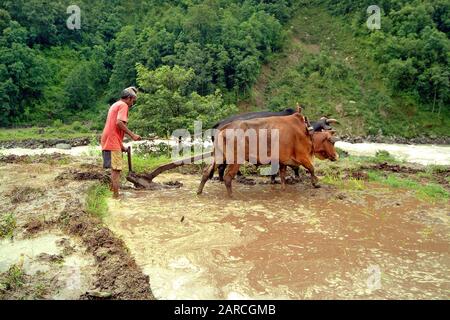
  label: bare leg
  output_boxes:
[224,164,240,198]
[109,171,113,191]
[111,169,121,198]
[198,163,215,195]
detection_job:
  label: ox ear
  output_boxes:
[329,129,337,136]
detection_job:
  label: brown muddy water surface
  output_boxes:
[106,172,450,299]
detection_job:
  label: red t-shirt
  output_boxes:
[101,101,129,151]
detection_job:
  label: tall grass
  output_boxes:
[85,184,111,220]
[0,213,16,239]
[367,171,449,202]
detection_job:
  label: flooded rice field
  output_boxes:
[0,160,153,300]
[106,172,450,300]
[0,148,449,300]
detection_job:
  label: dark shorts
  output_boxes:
[102,150,123,171]
[102,151,111,169]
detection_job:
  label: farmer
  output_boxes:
[101,87,141,199]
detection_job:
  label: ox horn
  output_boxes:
[326,118,339,124]
[296,102,302,114]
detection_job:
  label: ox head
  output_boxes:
[313,130,339,161]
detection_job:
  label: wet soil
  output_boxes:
[1,153,448,300]
[106,172,449,299]
[0,158,153,300]
[0,153,72,165]
[0,137,93,149]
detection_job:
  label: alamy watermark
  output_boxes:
[366,265,382,292]
[67,5,81,30]
[367,5,381,30]
[66,265,81,291]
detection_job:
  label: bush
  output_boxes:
[71,121,82,131]
[52,119,63,128]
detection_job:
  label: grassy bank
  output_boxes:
[315,152,449,202]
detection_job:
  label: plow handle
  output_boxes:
[127,146,133,173]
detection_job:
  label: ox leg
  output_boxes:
[197,163,215,195]
[291,166,301,183]
[218,164,226,181]
[270,174,277,184]
[301,161,320,188]
[208,165,215,179]
[279,164,287,191]
[224,164,240,198]
[293,166,300,178]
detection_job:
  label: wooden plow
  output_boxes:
[125,147,212,189]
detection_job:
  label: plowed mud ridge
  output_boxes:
[1,154,449,300]
[0,155,153,300]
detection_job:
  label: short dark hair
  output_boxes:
[121,88,137,99]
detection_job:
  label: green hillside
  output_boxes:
[240,3,450,138]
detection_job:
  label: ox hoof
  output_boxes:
[313,184,321,189]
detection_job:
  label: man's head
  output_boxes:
[121,87,138,107]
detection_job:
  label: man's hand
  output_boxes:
[117,120,142,142]
[131,134,141,141]
[121,145,128,152]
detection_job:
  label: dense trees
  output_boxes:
[0,9,49,126]
[130,64,237,136]
[0,0,293,127]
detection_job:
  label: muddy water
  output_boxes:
[106,173,450,299]
[0,232,95,299]
[0,161,97,299]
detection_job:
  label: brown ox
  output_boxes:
[197,113,338,197]
[214,129,339,183]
